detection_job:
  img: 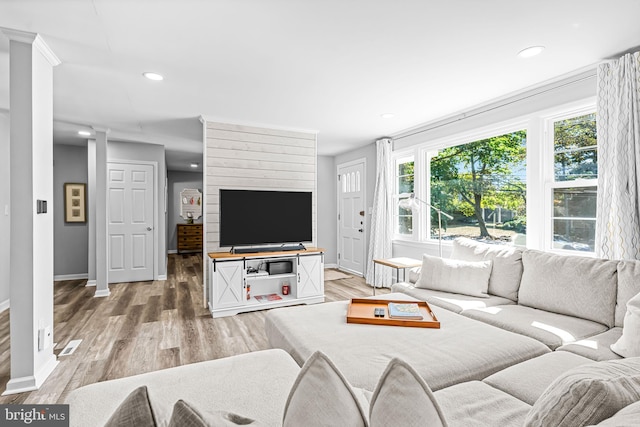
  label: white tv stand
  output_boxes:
[208,247,325,318]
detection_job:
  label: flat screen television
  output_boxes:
[219,189,313,248]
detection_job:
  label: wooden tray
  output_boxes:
[346,298,440,328]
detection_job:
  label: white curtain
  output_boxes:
[595,51,640,260]
[365,138,393,288]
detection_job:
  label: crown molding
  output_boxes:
[0,28,61,67]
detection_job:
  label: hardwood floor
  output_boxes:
[0,254,386,404]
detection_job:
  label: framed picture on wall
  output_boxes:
[64,183,86,223]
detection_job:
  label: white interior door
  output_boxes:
[108,162,155,283]
[337,160,366,275]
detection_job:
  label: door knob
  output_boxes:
[358,228,363,232]
[146,226,152,231]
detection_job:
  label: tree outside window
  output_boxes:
[430,130,527,243]
[396,158,414,235]
[551,112,597,252]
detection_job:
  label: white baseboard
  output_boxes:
[324,263,339,269]
[1,355,58,396]
[157,274,167,280]
[94,288,111,298]
[167,249,178,254]
[0,299,9,313]
[54,273,89,281]
[86,279,96,287]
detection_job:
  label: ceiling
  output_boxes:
[1,1,639,171]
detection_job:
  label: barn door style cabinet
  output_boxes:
[208,248,324,318]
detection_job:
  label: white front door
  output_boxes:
[337,160,366,275]
[108,162,155,283]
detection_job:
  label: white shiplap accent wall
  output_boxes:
[205,121,317,252]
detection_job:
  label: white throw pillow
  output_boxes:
[611,291,640,357]
[282,351,368,427]
[524,357,640,427]
[416,254,492,298]
[369,358,448,427]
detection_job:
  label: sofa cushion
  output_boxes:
[265,293,550,392]
[611,290,640,357]
[557,328,624,361]
[66,349,300,427]
[483,352,593,405]
[283,351,367,427]
[392,282,515,314]
[369,358,447,427]
[434,381,530,427]
[104,386,157,427]
[593,400,640,426]
[615,260,640,327]
[168,401,262,427]
[450,237,523,301]
[518,250,618,327]
[416,254,492,298]
[524,357,640,427]
[462,305,608,350]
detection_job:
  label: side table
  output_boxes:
[372,257,422,295]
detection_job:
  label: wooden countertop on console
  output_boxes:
[209,247,324,260]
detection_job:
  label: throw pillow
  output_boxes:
[104,386,157,427]
[416,253,492,298]
[450,237,523,301]
[282,351,368,427]
[524,357,640,427]
[611,291,640,357]
[369,358,448,427]
[593,400,640,426]
[168,400,262,426]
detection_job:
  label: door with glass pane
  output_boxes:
[337,160,365,275]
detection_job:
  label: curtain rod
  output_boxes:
[394,72,596,141]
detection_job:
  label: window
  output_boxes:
[395,156,415,235]
[429,130,527,244]
[550,112,597,252]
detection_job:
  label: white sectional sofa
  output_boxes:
[65,238,640,426]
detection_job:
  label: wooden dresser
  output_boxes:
[177,223,203,254]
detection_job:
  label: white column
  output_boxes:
[94,128,110,297]
[1,28,60,395]
[86,139,97,286]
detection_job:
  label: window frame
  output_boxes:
[392,153,417,239]
[543,106,598,254]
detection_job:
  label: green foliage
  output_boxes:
[554,113,597,181]
[430,130,527,237]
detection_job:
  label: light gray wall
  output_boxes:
[317,156,337,265]
[108,141,167,278]
[335,141,377,275]
[167,170,203,252]
[53,144,89,278]
[0,113,9,308]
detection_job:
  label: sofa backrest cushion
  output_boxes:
[450,237,523,301]
[416,254,492,298]
[524,357,640,427]
[518,250,618,327]
[615,260,640,327]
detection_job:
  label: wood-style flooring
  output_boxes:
[0,253,387,404]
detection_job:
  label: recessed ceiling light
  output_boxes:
[190,163,198,168]
[143,72,164,81]
[381,113,395,119]
[78,130,91,136]
[517,46,545,58]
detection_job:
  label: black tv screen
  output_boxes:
[219,189,313,247]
